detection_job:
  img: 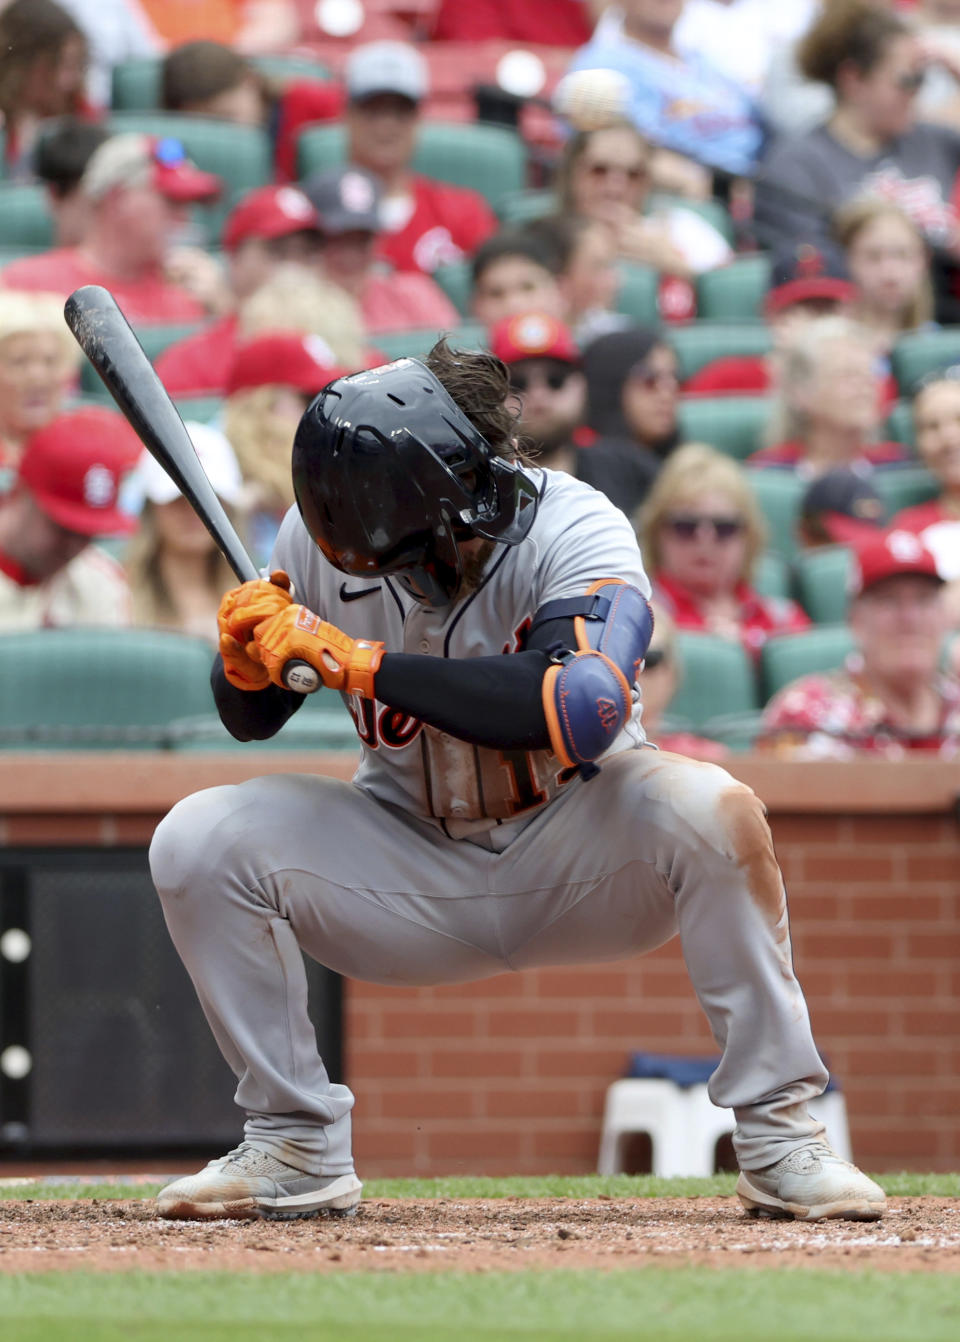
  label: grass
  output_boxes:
[1,1171,957,1202]
[2,1267,959,1342]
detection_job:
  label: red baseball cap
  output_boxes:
[851,529,944,596]
[765,246,857,318]
[489,313,580,367]
[18,408,141,536]
[226,331,346,396]
[82,134,222,205]
[223,185,322,251]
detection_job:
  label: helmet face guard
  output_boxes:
[292,359,539,606]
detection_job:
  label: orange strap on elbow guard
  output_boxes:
[253,604,385,698]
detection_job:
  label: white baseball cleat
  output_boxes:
[737,1142,886,1221]
[156,1142,363,1221]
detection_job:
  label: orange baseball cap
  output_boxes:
[18,408,141,536]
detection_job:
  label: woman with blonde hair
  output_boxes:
[749,314,908,475]
[834,196,934,347]
[0,290,82,485]
[640,443,810,659]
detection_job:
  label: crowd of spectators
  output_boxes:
[0,0,957,758]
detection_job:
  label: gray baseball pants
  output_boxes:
[149,749,827,1177]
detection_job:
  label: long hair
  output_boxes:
[798,0,908,91]
[0,0,86,118]
[552,120,651,216]
[424,336,530,464]
[833,195,933,331]
[765,314,879,446]
[224,385,304,512]
[125,501,238,631]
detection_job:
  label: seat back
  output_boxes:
[873,465,939,517]
[616,263,660,325]
[753,551,792,601]
[696,254,772,320]
[793,545,853,624]
[677,395,772,460]
[0,183,55,250]
[761,625,856,700]
[744,469,805,561]
[297,122,527,208]
[666,631,758,729]
[111,54,332,110]
[891,329,960,395]
[669,322,772,381]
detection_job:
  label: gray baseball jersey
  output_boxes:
[271,467,652,840]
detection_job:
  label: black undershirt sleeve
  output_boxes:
[211,656,305,741]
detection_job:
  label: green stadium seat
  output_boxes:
[890,328,960,395]
[793,545,853,624]
[432,259,472,316]
[111,54,332,111]
[372,323,487,362]
[761,625,856,701]
[496,188,555,225]
[615,262,659,325]
[873,465,939,517]
[696,254,772,321]
[744,469,805,561]
[677,395,771,460]
[0,629,217,749]
[646,193,735,245]
[753,551,792,601]
[174,396,224,424]
[666,631,758,730]
[884,399,913,446]
[0,183,55,250]
[297,122,527,209]
[669,322,772,381]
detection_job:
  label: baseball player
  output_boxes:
[151,342,885,1223]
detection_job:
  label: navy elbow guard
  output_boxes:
[540,580,654,768]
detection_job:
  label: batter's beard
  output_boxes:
[456,539,497,597]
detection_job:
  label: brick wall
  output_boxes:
[1,755,957,1173]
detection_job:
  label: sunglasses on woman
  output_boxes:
[665,514,745,541]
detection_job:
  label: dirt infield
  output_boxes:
[0,1197,957,1274]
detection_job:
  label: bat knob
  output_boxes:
[281,659,321,694]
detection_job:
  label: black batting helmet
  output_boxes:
[291,358,539,606]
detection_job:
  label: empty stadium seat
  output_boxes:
[0,183,55,250]
[373,323,487,361]
[891,328,960,395]
[677,396,771,460]
[793,546,853,624]
[744,469,805,561]
[669,322,772,382]
[884,399,913,446]
[173,699,359,752]
[666,631,758,730]
[111,54,333,110]
[753,551,792,601]
[615,263,660,326]
[873,465,939,517]
[296,122,527,207]
[696,254,772,321]
[0,629,217,748]
[432,259,472,315]
[761,625,856,701]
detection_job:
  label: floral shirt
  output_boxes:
[760,652,960,758]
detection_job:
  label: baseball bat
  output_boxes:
[63,284,320,694]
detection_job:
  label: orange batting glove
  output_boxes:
[218,570,293,644]
[253,605,385,698]
[218,630,270,692]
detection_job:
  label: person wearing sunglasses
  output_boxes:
[755,0,960,316]
[1,133,222,324]
[582,326,681,480]
[639,443,810,659]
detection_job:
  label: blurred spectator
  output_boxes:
[223,331,345,566]
[58,0,159,108]
[124,423,243,643]
[304,166,460,335]
[754,0,960,301]
[154,184,327,395]
[675,0,818,95]
[236,269,367,365]
[491,311,657,514]
[893,370,960,622]
[526,215,629,345]
[430,0,594,44]
[135,0,298,53]
[638,603,730,760]
[749,316,909,475]
[553,121,733,279]
[470,230,567,328]
[33,118,111,247]
[0,407,138,630]
[343,42,497,276]
[0,0,90,177]
[0,292,83,486]
[568,0,765,177]
[160,40,343,183]
[797,466,889,547]
[834,197,935,355]
[1,134,222,324]
[761,529,959,757]
[684,245,859,397]
[583,327,681,470]
[639,443,811,658]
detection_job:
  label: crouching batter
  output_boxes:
[152,341,885,1223]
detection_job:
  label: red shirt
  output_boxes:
[653,570,811,661]
[361,271,460,335]
[892,498,951,532]
[747,440,909,474]
[376,177,497,275]
[431,0,591,44]
[154,315,238,396]
[1,249,208,325]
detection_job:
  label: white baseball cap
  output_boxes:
[126,423,243,510]
[345,41,428,104]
